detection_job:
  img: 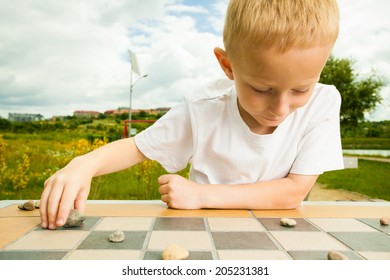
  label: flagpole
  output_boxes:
[128,49,148,137]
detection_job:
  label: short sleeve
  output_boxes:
[290,87,344,175]
[134,103,194,173]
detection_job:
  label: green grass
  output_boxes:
[89,164,189,200]
[317,159,390,201]
[342,137,390,150]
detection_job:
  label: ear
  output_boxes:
[214,47,234,80]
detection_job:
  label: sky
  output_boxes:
[0,0,389,121]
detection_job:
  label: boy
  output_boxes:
[40,0,344,230]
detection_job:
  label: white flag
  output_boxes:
[129,49,140,75]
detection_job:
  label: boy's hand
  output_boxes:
[40,157,92,230]
[158,174,203,209]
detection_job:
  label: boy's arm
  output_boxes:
[158,173,319,210]
[40,137,147,229]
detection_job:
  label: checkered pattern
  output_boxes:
[1,216,389,260]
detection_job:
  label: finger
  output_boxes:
[158,184,169,195]
[40,179,53,228]
[158,174,171,185]
[74,187,89,215]
[56,184,79,227]
[160,193,169,203]
[46,183,65,230]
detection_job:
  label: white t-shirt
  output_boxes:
[135,79,344,184]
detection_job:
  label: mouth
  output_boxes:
[262,116,283,122]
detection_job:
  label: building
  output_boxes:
[104,108,163,116]
[73,110,101,118]
[8,113,43,122]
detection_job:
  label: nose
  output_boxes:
[269,94,290,118]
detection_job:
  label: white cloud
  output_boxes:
[166,4,208,14]
[334,0,390,121]
[0,0,165,118]
[0,0,389,122]
[208,0,229,33]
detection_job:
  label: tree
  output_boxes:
[0,118,11,130]
[320,56,386,134]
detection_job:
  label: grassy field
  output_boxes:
[1,132,389,201]
[317,159,390,201]
[0,133,187,200]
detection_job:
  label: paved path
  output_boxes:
[357,157,390,163]
[307,183,387,202]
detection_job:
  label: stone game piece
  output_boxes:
[280,217,297,227]
[380,217,389,226]
[108,230,125,243]
[327,251,349,260]
[63,209,85,228]
[34,200,40,209]
[162,244,189,260]
[18,200,35,211]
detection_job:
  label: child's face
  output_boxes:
[222,45,332,134]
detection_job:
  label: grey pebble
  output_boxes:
[108,230,125,243]
[63,209,85,228]
[18,200,35,211]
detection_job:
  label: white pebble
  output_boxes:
[327,251,349,260]
[380,217,388,226]
[162,244,189,260]
[280,217,297,227]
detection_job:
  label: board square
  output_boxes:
[77,231,147,250]
[94,217,153,231]
[217,250,290,260]
[270,231,349,251]
[65,249,141,260]
[4,230,89,250]
[208,217,265,232]
[330,232,390,251]
[308,218,378,232]
[143,251,213,260]
[358,251,390,260]
[288,250,363,260]
[34,217,100,231]
[153,217,205,231]
[258,218,319,231]
[212,232,278,250]
[0,250,67,260]
[358,218,390,233]
[147,231,212,250]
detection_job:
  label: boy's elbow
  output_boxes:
[284,198,303,210]
[275,194,304,210]
[286,174,318,207]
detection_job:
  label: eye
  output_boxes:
[292,88,309,94]
[251,86,272,94]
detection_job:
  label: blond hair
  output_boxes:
[223,0,339,55]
